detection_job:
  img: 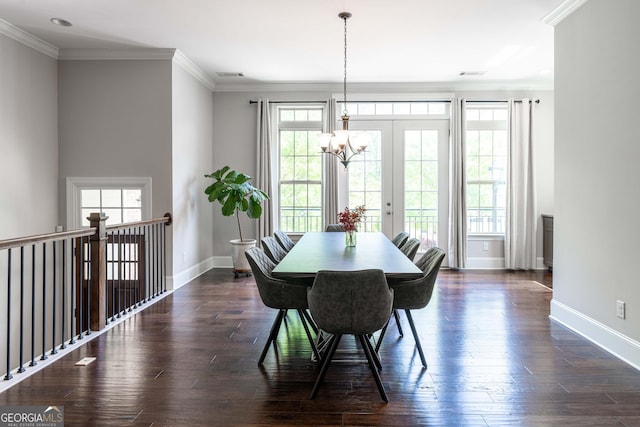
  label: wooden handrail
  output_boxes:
[0,213,173,251]
[0,228,96,251]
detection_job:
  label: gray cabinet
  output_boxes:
[542,214,553,270]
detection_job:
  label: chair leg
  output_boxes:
[358,335,389,402]
[405,309,427,368]
[300,309,318,334]
[310,334,341,399]
[363,334,382,372]
[393,309,404,337]
[297,309,321,363]
[258,309,286,365]
[375,318,390,353]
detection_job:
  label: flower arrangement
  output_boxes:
[337,205,366,232]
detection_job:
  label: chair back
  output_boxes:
[308,269,393,335]
[261,236,288,264]
[399,237,420,261]
[391,246,445,310]
[245,247,308,309]
[391,231,409,248]
[325,224,344,232]
[274,230,295,252]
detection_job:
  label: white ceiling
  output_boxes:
[0,0,566,89]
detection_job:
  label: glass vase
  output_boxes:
[345,230,357,247]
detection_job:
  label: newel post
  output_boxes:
[88,212,108,331]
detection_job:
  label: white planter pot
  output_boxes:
[230,239,256,277]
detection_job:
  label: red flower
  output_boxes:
[337,205,366,232]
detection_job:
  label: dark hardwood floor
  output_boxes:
[1,268,640,426]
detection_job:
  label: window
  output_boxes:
[66,177,151,229]
[277,106,324,233]
[465,104,508,234]
[80,188,142,226]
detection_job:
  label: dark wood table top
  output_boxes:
[272,232,422,281]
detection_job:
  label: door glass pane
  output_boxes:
[348,130,382,232]
[405,130,438,250]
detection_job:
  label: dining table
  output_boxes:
[272,231,422,283]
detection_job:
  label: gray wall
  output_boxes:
[57,59,173,225]
[552,0,640,365]
[171,62,214,284]
[211,89,555,267]
[0,34,58,239]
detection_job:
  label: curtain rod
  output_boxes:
[467,99,540,104]
[250,99,540,104]
[249,99,452,104]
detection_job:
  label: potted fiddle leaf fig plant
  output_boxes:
[204,166,269,277]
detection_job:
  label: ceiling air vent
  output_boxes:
[459,71,487,76]
[216,72,244,77]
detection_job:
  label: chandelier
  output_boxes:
[318,12,368,169]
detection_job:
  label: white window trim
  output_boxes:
[66,177,152,230]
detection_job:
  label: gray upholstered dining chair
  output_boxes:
[379,246,445,368]
[307,269,393,402]
[244,247,320,365]
[274,230,295,252]
[390,231,409,248]
[324,223,344,232]
[399,237,420,261]
[261,236,288,264]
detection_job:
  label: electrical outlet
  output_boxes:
[482,242,489,251]
[616,300,626,319]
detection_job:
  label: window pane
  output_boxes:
[82,189,100,207]
[102,189,121,208]
[123,189,141,208]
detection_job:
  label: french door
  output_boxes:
[346,119,449,257]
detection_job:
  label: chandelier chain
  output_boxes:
[343,13,348,116]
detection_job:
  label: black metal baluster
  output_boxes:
[18,246,25,373]
[162,220,167,293]
[137,226,142,307]
[144,224,150,303]
[147,224,156,301]
[117,230,122,318]
[77,237,84,340]
[5,248,13,380]
[155,223,159,298]
[126,228,131,312]
[41,243,47,360]
[60,240,66,350]
[86,235,91,336]
[104,232,109,325]
[69,239,75,344]
[50,241,57,355]
[111,231,116,322]
[30,244,37,367]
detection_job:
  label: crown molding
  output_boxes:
[172,50,216,91]
[0,19,58,58]
[58,47,176,60]
[212,80,554,93]
[541,0,590,26]
[58,47,216,91]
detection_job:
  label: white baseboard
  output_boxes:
[466,257,504,269]
[171,257,215,290]
[550,299,640,370]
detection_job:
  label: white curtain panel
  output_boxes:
[448,98,467,269]
[256,99,273,241]
[504,99,537,269]
[322,98,340,228]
